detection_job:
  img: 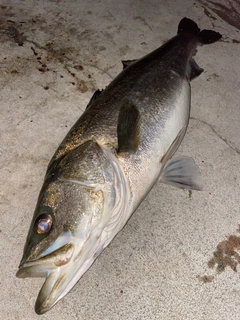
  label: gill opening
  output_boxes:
[100,146,131,246]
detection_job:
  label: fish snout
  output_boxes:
[16,243,74,278]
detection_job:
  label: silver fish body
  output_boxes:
[16,18,221,314]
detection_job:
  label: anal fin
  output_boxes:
[190,59,204,81]
[160,156,203,191]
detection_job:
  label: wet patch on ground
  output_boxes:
[0,5,115,95]
[199,0,240,30]
[199,226,240,283]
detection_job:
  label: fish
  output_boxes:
[16,17,222,314]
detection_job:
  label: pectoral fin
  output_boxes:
[160,156,203,191]
[117,101,141,154]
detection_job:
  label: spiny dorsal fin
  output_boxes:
[86,89,104,110]
[117,101,141,154]
[122,59,137,69]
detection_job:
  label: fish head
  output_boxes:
[16,140,119,314]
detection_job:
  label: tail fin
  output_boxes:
[178,17,222,44]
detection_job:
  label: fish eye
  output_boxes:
[34,214,53,234]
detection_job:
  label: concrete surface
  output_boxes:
[1,0,240,319]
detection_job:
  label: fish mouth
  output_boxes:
[16,238,104,314]
[16,243,75,315]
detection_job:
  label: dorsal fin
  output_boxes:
[85,89,104,109]
[121,59,137,69]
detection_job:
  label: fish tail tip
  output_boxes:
[178,17,200,35]
[198,29,222,44]
[178,17,222,44]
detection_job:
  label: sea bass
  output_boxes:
[16,18,221,314]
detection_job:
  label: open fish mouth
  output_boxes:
[16,238,106,314]
[16,243,75,314]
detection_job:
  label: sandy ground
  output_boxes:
[1,0,240,319]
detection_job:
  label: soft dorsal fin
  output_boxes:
[117,101,141,154]
[85,89,104,109]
